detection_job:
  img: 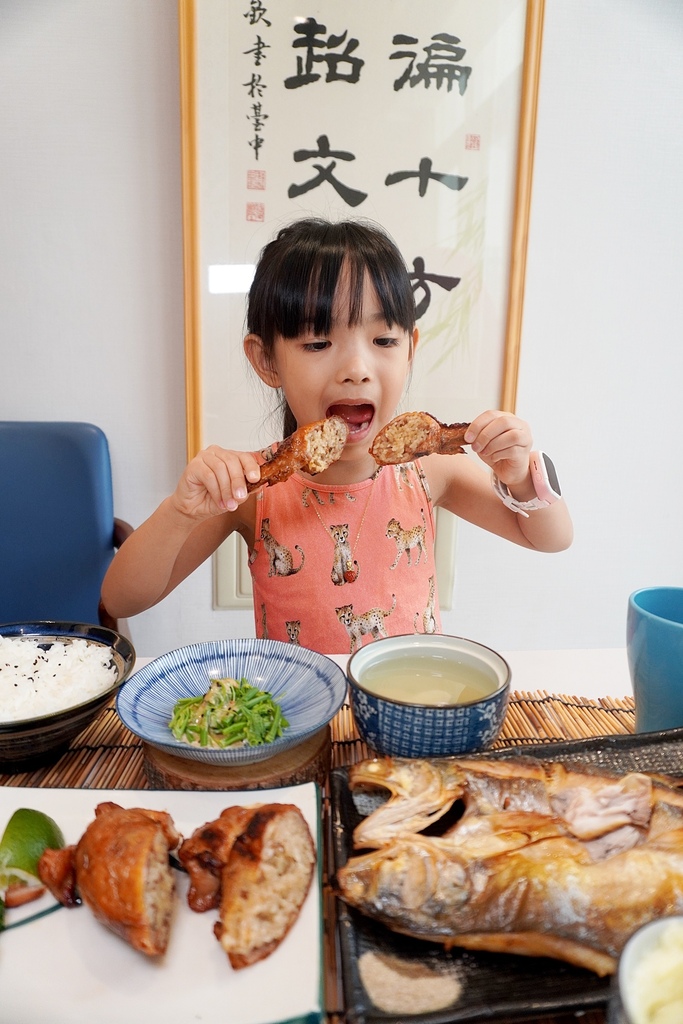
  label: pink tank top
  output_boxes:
[248,461,442,655]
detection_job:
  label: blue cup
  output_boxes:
[627,587,683,733]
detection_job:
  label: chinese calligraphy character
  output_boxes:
[244,72,267,98]
[247,103,268,160]
[288,135,367,207]
[248,103,268,132]
[391,33,472,94]
[285,18,364,89]
[386,158,468,197]
[244,35,270,67]
[409,258,461,320]
[249,135,265,160]
[243,1,271,28]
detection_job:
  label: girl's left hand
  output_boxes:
[464,411,532,488]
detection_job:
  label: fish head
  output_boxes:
[337,838,470,937]
[350,758,467,848]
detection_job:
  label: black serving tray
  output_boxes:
[330,727,683,1023]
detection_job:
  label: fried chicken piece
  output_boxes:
[38,802,180,957]
[248,415,348,491]
[370,411,470,465]
[214,804,316,969]
[177,805,255,913]
[180,803,316,968]
[38,844,79,906]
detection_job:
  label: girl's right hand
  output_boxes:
[171,446,263,519]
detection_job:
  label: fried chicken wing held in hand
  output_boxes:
[247,415,348,491]
[370,412,470,465]
[39,802,180,957]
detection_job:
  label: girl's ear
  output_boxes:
[244,334,280,388]
[409,327,419,361]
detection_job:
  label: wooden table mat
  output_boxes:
[330,691,635,773]
[0,692,634,1024]
[0,691,635,790]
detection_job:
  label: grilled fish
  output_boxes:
[336,756,683,975]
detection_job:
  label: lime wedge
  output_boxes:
[0,808,65,891]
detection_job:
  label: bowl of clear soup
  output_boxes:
[346,634,510,758]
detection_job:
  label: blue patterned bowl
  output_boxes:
[346,634,510,758]
[116,638,348,765]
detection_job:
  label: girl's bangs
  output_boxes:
[249,219,416,342]
[278,248,414,338]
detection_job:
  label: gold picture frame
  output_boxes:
[179,0,545,458]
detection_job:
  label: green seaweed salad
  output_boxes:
[169,676,289,748]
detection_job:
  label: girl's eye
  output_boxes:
[374,336,400,348]
[302,340,330,352]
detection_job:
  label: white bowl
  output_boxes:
[613,915,683,1024]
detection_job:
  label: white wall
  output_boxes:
[2,0,682,658]
[451,0,683,652]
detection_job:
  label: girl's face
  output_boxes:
[246,269,418,476]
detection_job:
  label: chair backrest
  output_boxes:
[0,421,118,627]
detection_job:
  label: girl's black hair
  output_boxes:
[247,218,416,437]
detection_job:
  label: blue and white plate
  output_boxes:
[116,637,347,765]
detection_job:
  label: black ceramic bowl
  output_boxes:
[0,622,135,769]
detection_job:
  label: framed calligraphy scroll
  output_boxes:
[179,0,545,459]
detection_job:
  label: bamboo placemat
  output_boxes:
[328,690,635,771]
[0,690,635,789]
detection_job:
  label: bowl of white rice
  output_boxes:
[0,622,135,768]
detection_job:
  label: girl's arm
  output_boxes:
[100,445,262,619]
[425,410,573,552]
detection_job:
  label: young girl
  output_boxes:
[101,218,572,654]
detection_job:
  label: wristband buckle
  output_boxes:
[491,472,551,517]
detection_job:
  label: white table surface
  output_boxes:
[499,648,632,701]
[136,648,633,702]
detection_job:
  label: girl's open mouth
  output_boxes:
[327,404,374,437]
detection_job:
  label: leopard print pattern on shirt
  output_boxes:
[261,518,305,577]
[335,596,397,654]
[386,508,428,569]
[393,463,414,490]
[329,523,359,586]
[302,487,357,507]
[302,487,325,507]
[285,620,301,645]
[414,575,437,634]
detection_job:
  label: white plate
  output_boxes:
[0,785,323,1024]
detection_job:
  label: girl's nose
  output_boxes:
[338,343,371,384]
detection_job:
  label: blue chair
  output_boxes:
[0,421,133,630]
